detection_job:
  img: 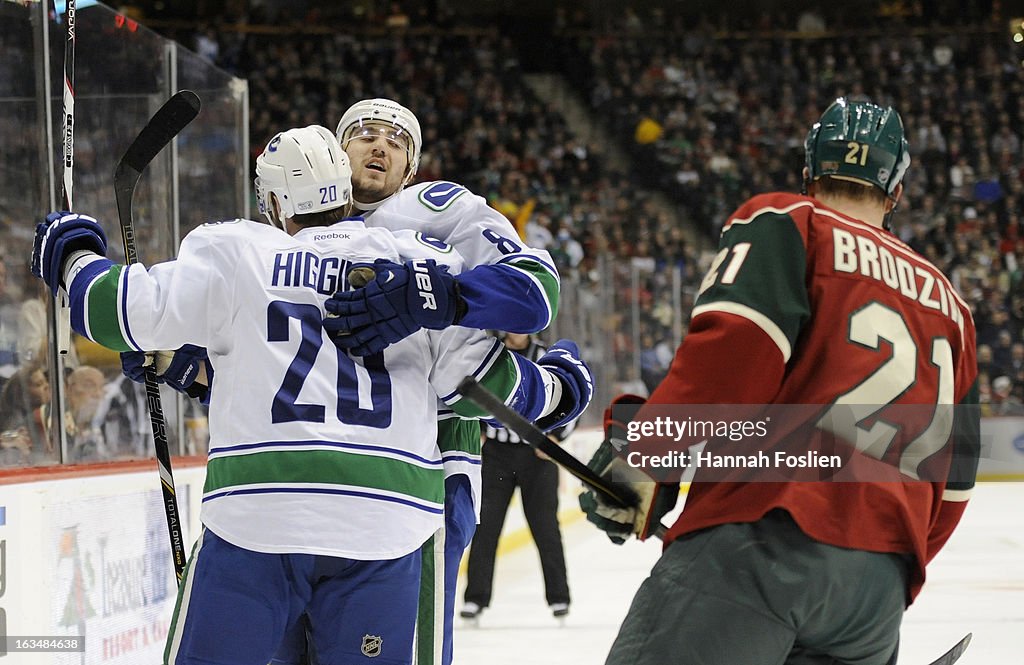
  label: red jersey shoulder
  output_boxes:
[722,192,815,244]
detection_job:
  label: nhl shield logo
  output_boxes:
[361,634,383,658]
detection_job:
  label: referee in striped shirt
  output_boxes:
[461,332,576,621]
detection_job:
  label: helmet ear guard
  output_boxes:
[255,125,353,230]
[804,97,910,199]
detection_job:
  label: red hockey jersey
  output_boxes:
[647,191,979,601]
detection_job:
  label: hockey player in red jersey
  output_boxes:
[580,98,979,664]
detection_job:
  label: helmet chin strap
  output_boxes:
[353,195,391,212]
[882,199,898,232]
[268,194,289,231]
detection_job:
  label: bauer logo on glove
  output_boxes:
[323,258,467,356]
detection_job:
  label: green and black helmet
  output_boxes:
[804,98,910,197]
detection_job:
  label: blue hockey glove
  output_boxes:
[121,344,213,404]
[579,394,678,544]
[32,211,108,296]
[534,339,594,432]
[324,258,466,356]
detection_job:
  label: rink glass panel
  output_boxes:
[0,1,247,468]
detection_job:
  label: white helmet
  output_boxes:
[255,125,352,230]
[336,98,422,185]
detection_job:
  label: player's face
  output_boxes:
[343,124,411,203]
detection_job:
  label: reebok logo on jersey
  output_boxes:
[311,232,352,242]
[412,259,438,310]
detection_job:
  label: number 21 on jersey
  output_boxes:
[817,301,954,479]
[699,242,751,295]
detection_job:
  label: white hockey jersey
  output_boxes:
[65,218,510,560]
[362,181,561,330]
[361,182,565,502]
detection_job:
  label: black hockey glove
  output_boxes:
[578,394,678,544]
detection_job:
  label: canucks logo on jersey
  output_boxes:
[415,233,453,253]
[417,182,466,212]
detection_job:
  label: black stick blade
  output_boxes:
[927,633,971,665]
[456,376,637,509]
[114,90,200,264]
[114,90,200,202]
[118,90,200,174]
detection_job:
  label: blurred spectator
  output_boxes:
[93,371,151,459]
[549,227,584,270]
[65,365,109,462]
[635,116,663,145]
[0,259,20,382]
[797,10,826,34]
[0,362,51,465]
[985,375,1024,416]
[993,330,1015,371]
[639,332,673,394]
[385,2,411,30]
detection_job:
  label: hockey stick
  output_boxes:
[114,90,201,583]
[459,377,971,660]
[926,633,971,665]
[55,0,76,354]
[457,376,667,539]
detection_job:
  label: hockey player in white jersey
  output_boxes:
[323,98,567,665]
[327,98,561,354]
[30,125,592,665]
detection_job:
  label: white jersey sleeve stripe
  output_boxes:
[941,488,972,502]
[441,451,482,465]
[119,266,143,351]
[497,253,561,284]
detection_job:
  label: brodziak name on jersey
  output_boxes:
[829,227,966,339]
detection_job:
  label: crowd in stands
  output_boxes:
[3,1,1024,465]
[204,13,1024,411]
[556,20,1024,410]
[214,28,700,397]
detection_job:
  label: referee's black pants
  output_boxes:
[463,439,570,608]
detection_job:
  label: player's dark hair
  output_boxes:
[293,203,353,228]
[813,176,889,206]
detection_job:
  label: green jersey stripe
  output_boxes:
[503,258,560,323]
[696,211,810,351]
[449,351,522,419]
[85,265,133,351]
[437,417,483,455]
[204,448,445,504]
